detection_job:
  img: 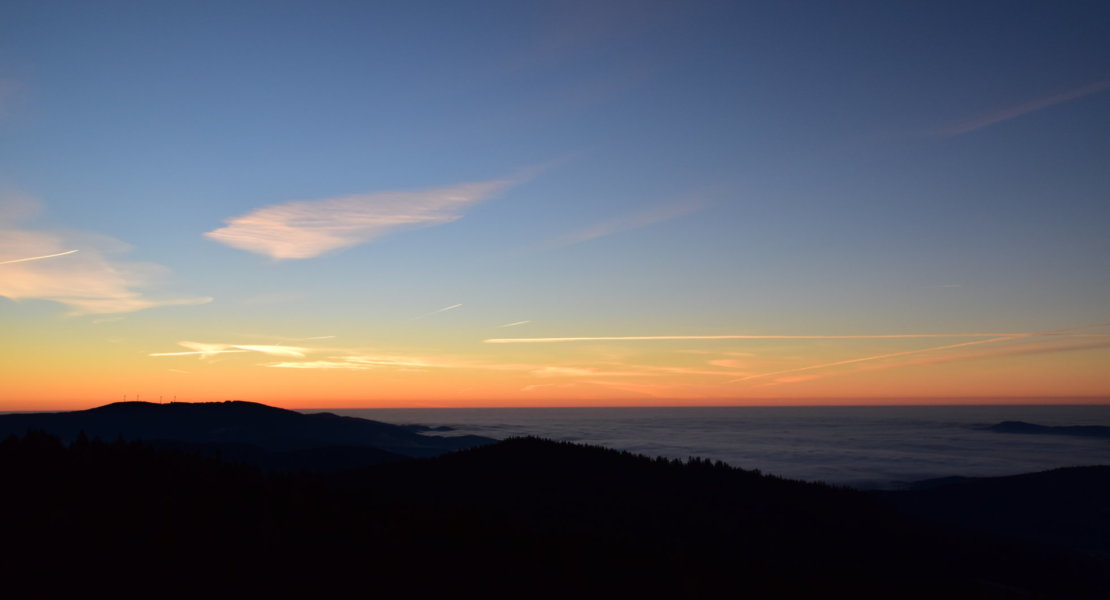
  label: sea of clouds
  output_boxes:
[323,405,1110,489]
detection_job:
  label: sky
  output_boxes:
[1,0,1108,409]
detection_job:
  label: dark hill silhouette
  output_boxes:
[0,401,493,467]
[978,420,1110,439]
[140,438,408,472]
[879,465,1110,558]
[1,431,1106,598]
[340,437,1108,598]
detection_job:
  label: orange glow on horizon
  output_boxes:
[3,317,1108,412]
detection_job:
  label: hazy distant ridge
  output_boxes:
[980,420,1110,439]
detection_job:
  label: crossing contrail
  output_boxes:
[730,336,1020,383]
[730,322,1110,383]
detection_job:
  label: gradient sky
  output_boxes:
[2,1,1108,409]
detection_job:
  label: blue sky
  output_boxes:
[2,1,1108,407]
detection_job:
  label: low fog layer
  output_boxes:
[327,405,1110,488]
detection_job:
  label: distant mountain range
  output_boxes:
[978,420,1110,439]
[0,400,494,471]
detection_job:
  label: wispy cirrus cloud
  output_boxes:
[258,350,674,381]
[264,360,370,370]
[342,355,452,368]
[546,197,704,249]
[707,359,752,369]
[230,333,336,343]
[264,352,532,372]
[1,197,212,315]
[149,341,309,359]
[937,78,1110,137]
[263,352,756,382]
[263,353,449,371]
[267,355,648,378]
[612,363,755,378]
[680,350,757,357]
[205,180,512,259]
[531,366,655,378]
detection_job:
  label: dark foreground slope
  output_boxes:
[2,432,1105,599]
[0,401,492,469]
[879,466,1110,558]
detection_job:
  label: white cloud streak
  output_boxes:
[0,249,79,265]
[732,336,1019,383]
[342,355,449,368]
[485,333,1026,344]
[531,366,655,378]
[496,320,531,328]
[150,341,309,359]
[867,338,1110,371]
[938,78,1110,137]
[260,351,755,381]
[408,303,463,321]
[732,323,1110,384]
[264,360,370,370]
[263,353,527,372]
[205,180,512,259]
[1,204,212,315]
[755,338,1110,388]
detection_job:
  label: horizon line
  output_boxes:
[485,333,1050,344]
[4,396,1109,413]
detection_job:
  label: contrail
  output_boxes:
[496,320,531,328]
[485,333,1029,344]
[730,336,1020,383]
[149,350,249,357]
[731,321,1110,383]
[409,303,463,320]
[0,249,79,265]
[939,79,1110,137]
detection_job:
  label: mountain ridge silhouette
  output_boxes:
[979,420,1110,438]
[3,429,1106,598]
[0,400,493,467]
